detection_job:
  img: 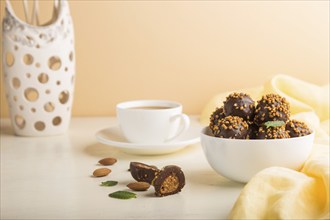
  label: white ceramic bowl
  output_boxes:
[201,127,314,183]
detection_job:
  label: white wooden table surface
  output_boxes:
[1,116,243,219]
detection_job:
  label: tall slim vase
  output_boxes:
[2,0,75,136]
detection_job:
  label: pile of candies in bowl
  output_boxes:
[201,92,314,183]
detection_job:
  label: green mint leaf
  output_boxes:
[264,121,285,128]
[100,181,118,187]
[109,191,137,200]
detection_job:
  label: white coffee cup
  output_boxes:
[116,100,190,144]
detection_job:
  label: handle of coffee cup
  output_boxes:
[165,114,190,142]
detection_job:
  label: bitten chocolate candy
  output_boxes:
[152,165,185,197]
[211,115,249,139]
[286,120,312,137]
[130,162,160,184]
[223,92,255,121]
[209,107,226,131]
[254,94,290,126]
[255,125,290,139]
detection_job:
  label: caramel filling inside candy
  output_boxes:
[160,174,179,194]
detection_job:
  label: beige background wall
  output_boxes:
[1,0,329,117]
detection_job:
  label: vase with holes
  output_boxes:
[2,0,75,136]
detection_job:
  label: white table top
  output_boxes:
[1,116,243,219]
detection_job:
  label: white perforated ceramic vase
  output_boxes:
[2,0,75,136]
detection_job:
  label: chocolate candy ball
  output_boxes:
[209,107,226,131]
[223,92,255,121]
[211,116,249,139]
[130,162,160,184]
[286,120,312,137]
[247,123,258,139]
[254,94,290,126]
[153,165,185,197]
[255,125,290,139]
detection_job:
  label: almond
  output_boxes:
[93,168,111,177]
[98,157,117,166]
[127,182,150,191]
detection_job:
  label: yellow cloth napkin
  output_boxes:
[200,74,329,219]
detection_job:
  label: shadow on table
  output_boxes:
[83,142,201,161]
[84,143,170,161]
[84,143,120,157]
[188,168,244,188]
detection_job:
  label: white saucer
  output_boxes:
[95,116,202,155]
